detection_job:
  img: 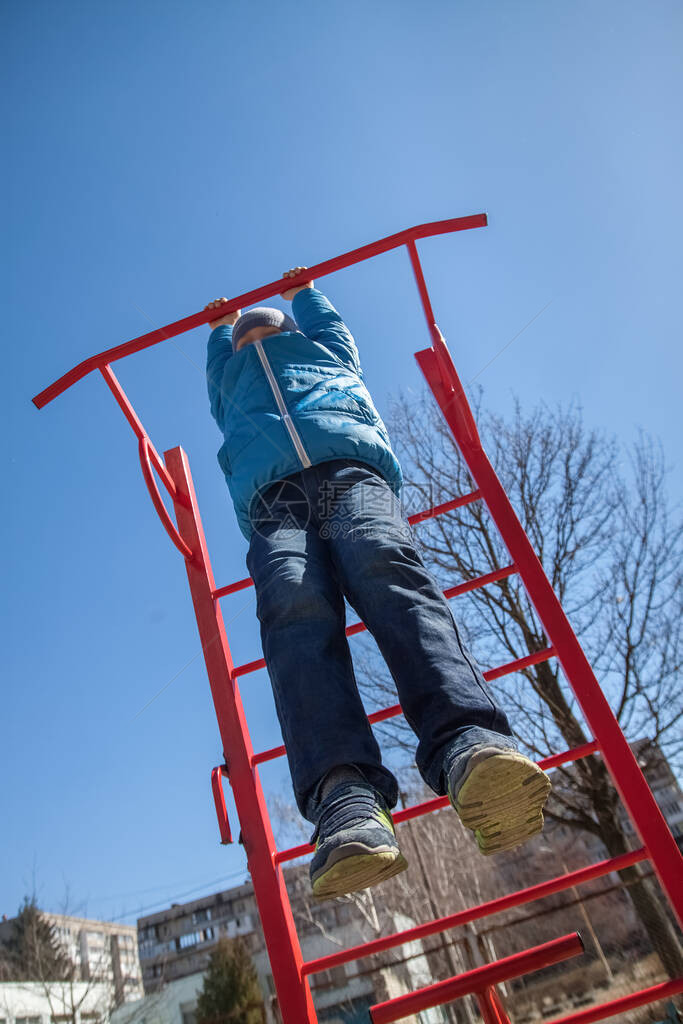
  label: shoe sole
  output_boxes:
[451,752,552,856]
[312,848,409,901]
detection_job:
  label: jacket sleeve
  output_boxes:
[291,288,364,378]
[206,324,234,428]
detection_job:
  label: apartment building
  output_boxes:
[137,881,258,992]
[0,980,112,1024]
[0,914,143,1009]
[136,876,444,1024]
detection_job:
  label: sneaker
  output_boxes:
[309,782,408,900]
[447,746,552,855]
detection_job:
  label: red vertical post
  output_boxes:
[407,241,683,930]
[474,991,496,1024]
[164,445,318,1024]
[475,988,508,1024]
[486,986,512,1023]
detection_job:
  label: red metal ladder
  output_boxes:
[33,216,683,1023]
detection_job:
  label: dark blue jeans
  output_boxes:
[246,459,517,823]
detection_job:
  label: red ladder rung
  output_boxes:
[299,843,646,978]
[253,646,558,768]
[542,978,683,1024]
[368,933,585,1023]
[237,615,546,692]
[274,740,600,866]
[210,489,485,599]
[406,488,482,524]
[392,740,600,828]
[299,848,644,977]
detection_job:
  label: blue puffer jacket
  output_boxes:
[206,287,403,541]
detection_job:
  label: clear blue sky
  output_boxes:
[3,1,682,925]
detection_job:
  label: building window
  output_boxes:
[330,965,347,986]
[179,930,208,949]
[16,1018,42,1024]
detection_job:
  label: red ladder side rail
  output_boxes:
[163,445,318,1024]
[408,241,683,931]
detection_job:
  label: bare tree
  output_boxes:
[359,387,683,977]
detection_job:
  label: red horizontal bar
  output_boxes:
[212,576,254,599]
[212,489,484,600]
[406,489,482,524]
[32,215,487,410]
[369,933,584,1023]
[278,740,599,866]
[340,647,557,730]
[331,564,519,645]
[233,654,267,677]
[539,739,599,771]
[256,647,559,770]
[390,741,600,829]
[485,645,555,681]
[542,978,683,1024]
[252,744,287,767]
[443,565,516,600]
[299,846,645,976]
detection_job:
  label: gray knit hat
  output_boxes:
[232,307,298,352]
